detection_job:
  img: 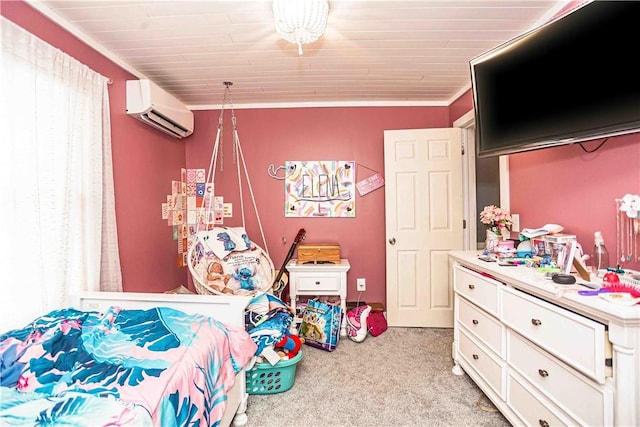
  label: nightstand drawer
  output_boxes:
[295,274,340,292]
[287,259,350,337]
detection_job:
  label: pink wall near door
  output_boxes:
[452,88,640,271]
[187,107,450,304]
[509,134,640,271]
[5,0,639,304]
[449,90,473,124]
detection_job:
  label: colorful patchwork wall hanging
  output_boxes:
[161,168,224,267]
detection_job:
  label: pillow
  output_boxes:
[199,226,251,259]
[227,226,252,251]
[225,251,264,293]
[202,250,268,295]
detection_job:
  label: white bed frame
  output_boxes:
[75,291,254,427]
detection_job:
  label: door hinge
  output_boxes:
[461,143,465,155]
[463,219,467,229]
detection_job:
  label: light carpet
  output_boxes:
[244,327,511,427]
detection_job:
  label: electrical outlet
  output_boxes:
[356,278,366,292]
[511,214,520,232]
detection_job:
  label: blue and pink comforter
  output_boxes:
[0,306,257,426]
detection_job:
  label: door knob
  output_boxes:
[388,237,396,245]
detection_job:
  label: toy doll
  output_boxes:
[206,261,234,294]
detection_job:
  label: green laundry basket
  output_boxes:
[246,351,303,395]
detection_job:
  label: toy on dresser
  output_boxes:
[599,270,640,304]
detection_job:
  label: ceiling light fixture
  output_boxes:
[273,0,329,56]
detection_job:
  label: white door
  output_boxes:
[384,128,464,327]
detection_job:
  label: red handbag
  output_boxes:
[367,310,388,337]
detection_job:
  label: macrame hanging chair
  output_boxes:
[187,82,274,296]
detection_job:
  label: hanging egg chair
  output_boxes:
[187,82,274,296]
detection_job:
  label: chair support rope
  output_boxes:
[199,82,269,252]
[187,82,274,296]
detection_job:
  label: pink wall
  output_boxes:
[509,134,640,271]
[6,0,639,304]
[453,90,640,270]
[449,89,473,125]
[187,107,449,304]
[2,2,188,292]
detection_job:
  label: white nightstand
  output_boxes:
[287,258,350,336]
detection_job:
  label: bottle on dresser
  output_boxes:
[591,231,610,272]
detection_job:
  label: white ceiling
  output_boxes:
[32,0,567,109]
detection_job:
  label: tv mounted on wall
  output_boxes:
[471,1,640,158]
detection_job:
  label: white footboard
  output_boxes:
[75,291,253,427]
[76,291,250,327]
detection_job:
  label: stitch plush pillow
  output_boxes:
[199,226,251,259]
[224,251,264,294]
[194,226,274,295]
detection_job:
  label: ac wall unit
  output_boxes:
[126,79,194,139]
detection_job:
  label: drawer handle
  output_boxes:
[315,281,321,285]
[472,319,479,325]
[468,284,475,290]
[531,318,542,326]
[539,420,549,427]
[472,354,479,360]
[538,369,549,378]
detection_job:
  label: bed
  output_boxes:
[0,291,257,427]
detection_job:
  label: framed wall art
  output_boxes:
[284,160,355,217]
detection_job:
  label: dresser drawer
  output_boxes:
[454,265,501,316]
[502,286,606,383]
[458,328,505,398]
[295,274,340,292]
[456,295,505,357]
[507,330,612,427]
[507,370,573,427]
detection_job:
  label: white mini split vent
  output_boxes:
[126,79,194,139]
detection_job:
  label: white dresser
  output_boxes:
[449,251,640,427]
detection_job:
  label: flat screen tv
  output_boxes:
[471,1,640,158]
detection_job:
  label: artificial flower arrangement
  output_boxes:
[480,205,513,238]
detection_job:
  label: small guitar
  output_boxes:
[272,228,306,300]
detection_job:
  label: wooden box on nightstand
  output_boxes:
[296,243,341,265]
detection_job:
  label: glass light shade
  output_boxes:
[273,0,329,55]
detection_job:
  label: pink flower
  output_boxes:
[480,205,513,233]
[17,375,29,391]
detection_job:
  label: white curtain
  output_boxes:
[0,17,122,331]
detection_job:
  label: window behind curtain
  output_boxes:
[0,17,121,331]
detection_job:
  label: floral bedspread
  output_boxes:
[0,306,257,426]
